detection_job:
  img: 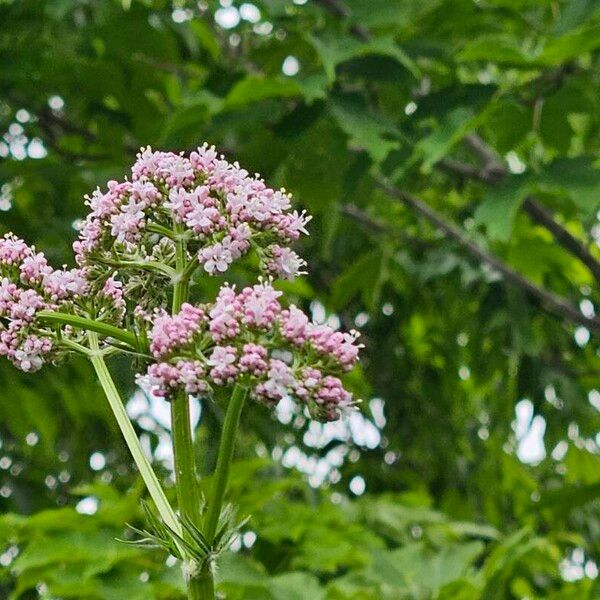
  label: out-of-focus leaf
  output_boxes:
[474,176,529,241]
[224,76,301,109]
[329,98,402,162]
[308,34,419,82]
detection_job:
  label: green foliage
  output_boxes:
[1,0,600,597]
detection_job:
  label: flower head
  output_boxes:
[137,281,362,422]
[74,145,311,311]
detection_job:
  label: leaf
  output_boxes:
[415,107,480,172]
[474,176,530,241]
[216,553,268,587]
[535,157,600,215]
[540,21,600,65]
[13,529,139,575]
[365,541,484,595]
[189,20,221,60]
[269,572,325,600]
[224,76,302,109]
[457,35,534,65]
[331,250,384,310]
[329,98,402,162]
[308,34,419,82]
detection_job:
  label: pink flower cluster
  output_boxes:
[0,233,124,372]
[137,281,362,422]
[74,144,311,282]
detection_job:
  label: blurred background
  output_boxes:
[1,0,600,598]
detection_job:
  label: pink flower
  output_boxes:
[279,305,309,344]
[200,241,233,274]
[239,343,268,376]
[277,210,312,240]
[12,335,53,372]
[239,281,282,328]
[110,199,146,244]
[77,144,312,289]
[20,253,52,285]
[190,143,218,172]
[209,285,242,341]
[207,345,238,385]
[85,188,119,218]
[265,245,307,280]
[149,303,205,358]
[254,359,296,404]
[0,278,20,316]
[42,268,88,301]
[10,289,46,322]
[0,233,32,265]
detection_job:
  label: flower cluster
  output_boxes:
[0,233,126,372]
[137,281,362,422]
[74,145,311,294]
[2,145,362,422]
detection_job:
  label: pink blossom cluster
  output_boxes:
[0,233,124,371]
[74,144,311,282]
[137,281,362,422]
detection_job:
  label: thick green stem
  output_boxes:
[170,226,206,599]
[171,392,202,527]
[88,332,181,536]
[38,311,138,348]
[195,566,215,600]
[204,384,247,543]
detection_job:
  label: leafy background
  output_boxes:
[1,0,600,597]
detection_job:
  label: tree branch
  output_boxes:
[521,197,600,283]
[340,204,387,233]
[375,177,600,332]
[313,0,371,41]
[439,134,600,284]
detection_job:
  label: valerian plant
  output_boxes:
[0,146,362,599]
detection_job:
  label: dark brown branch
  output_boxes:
[522,197,600,283]
[313,0,371,41]
[375,177,600,332]
[464,133,506,173]
[340,204,387,233]
[437,158,485,181]
[439,134,600,284]
[340,204,429,250]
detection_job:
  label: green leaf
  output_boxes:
[540,21,600,65]
[535,157,600,215]
[474,176,530,241]
[329,98,402,162]
[269,572,325,600]
[457,35,534,65]
[331,250,384,310]
[224,76,301,109]
[415,107,480,172]
[308,34,419,82]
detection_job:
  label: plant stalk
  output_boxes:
[88,332,181,536]
[170,392,203,528]
[170,225,206,599]
[204,384,247,543]
[39,311,138,348]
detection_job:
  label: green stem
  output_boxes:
[204,384,247,543]
[195,566,215,600]
[87,332,181,537]
[170,224,206,599]
[38,311,138,348]
[172,222,189,313]
[171,392,202,527]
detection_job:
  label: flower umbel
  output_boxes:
[74,145,312,311]
[137,280,362,422]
